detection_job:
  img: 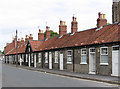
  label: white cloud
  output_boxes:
[0,0,113,51]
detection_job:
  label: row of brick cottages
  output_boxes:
[4,12,120,76]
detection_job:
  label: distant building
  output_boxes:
[0,51,4,60]
[0,53,2,56]
[112,0,120,23]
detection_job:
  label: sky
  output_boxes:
[0,0,113,51]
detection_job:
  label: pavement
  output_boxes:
[3,63,120,85]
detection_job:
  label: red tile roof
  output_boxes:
[6,42,27,55]
[36,28,96,51]
[5,23,120,55]
[5,42,15,55]
[37,23,119,51]
[29,40,43,51]
[86,23,119,45]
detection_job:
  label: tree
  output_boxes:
[44,30,59,38]
[107,23,111,25]
[2,50,4,54]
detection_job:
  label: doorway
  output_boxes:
[89,48,96,74]
[112,45,120,76]
[60,51,63,70]
[49,52,52,69]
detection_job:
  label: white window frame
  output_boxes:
[34,53,36,60]
[45,52,48,63]
[22,54,24,62]
[31,53,34,63]
[29,48,30,52]
[26,54,28,62]
[89,48,95,54]
[100,47,109,65]
[38,53,41,63]
[55,51,58,63]
[67,50,72,64]
[80,48,87,64]
[112,45,119,51]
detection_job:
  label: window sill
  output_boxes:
[80,62,87,65]
[100,63,109,65]
[54,62,58,64]
[67,62,72,64]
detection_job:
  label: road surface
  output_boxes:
[2,63,118,87]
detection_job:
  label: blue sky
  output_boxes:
[0,0,113,51]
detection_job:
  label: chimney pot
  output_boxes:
[75,17,77,21]
[60,20,62,25]
[97,12,107,28]
[72,16,75,21]
[38,29,44,40]
[41,30,44,33]
[21,37,24,41]
[46,26,49,30]
[71,17,78,33]
[25,35,29,42]
[39,29,41,33]
[18,38,21,44]
[21,37,24,44]
[46,26,51,39]
[18,38,20,41]
[29,34,33,40]
[30,34,33,37]
[26,35,29,38]
[59,20,67,36]
[103,14,106,19]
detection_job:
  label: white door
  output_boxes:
[34,53,36,68]
[20,57,22,66]
[89,48,96,74]
[49,52,52,69]
[112,46,120,76]
[29,54,31,67]
[60,52,63,70]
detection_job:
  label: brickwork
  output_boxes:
[112,0,120,23]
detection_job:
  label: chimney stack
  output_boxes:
[71,16,78,33]
[97,12,107,28]
[29,34,33,40]
[21,37,24,44]
[18,38,21,44]
[46,26,51,39]
[38,29,44,40]
[59,20,67,36]
[25,35,29,42]
[12,36,17,48]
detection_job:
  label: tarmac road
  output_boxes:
[2,63,118,87]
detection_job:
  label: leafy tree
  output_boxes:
[44,30,59,38]
[107,23,111,25]
[2,50,4,54]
